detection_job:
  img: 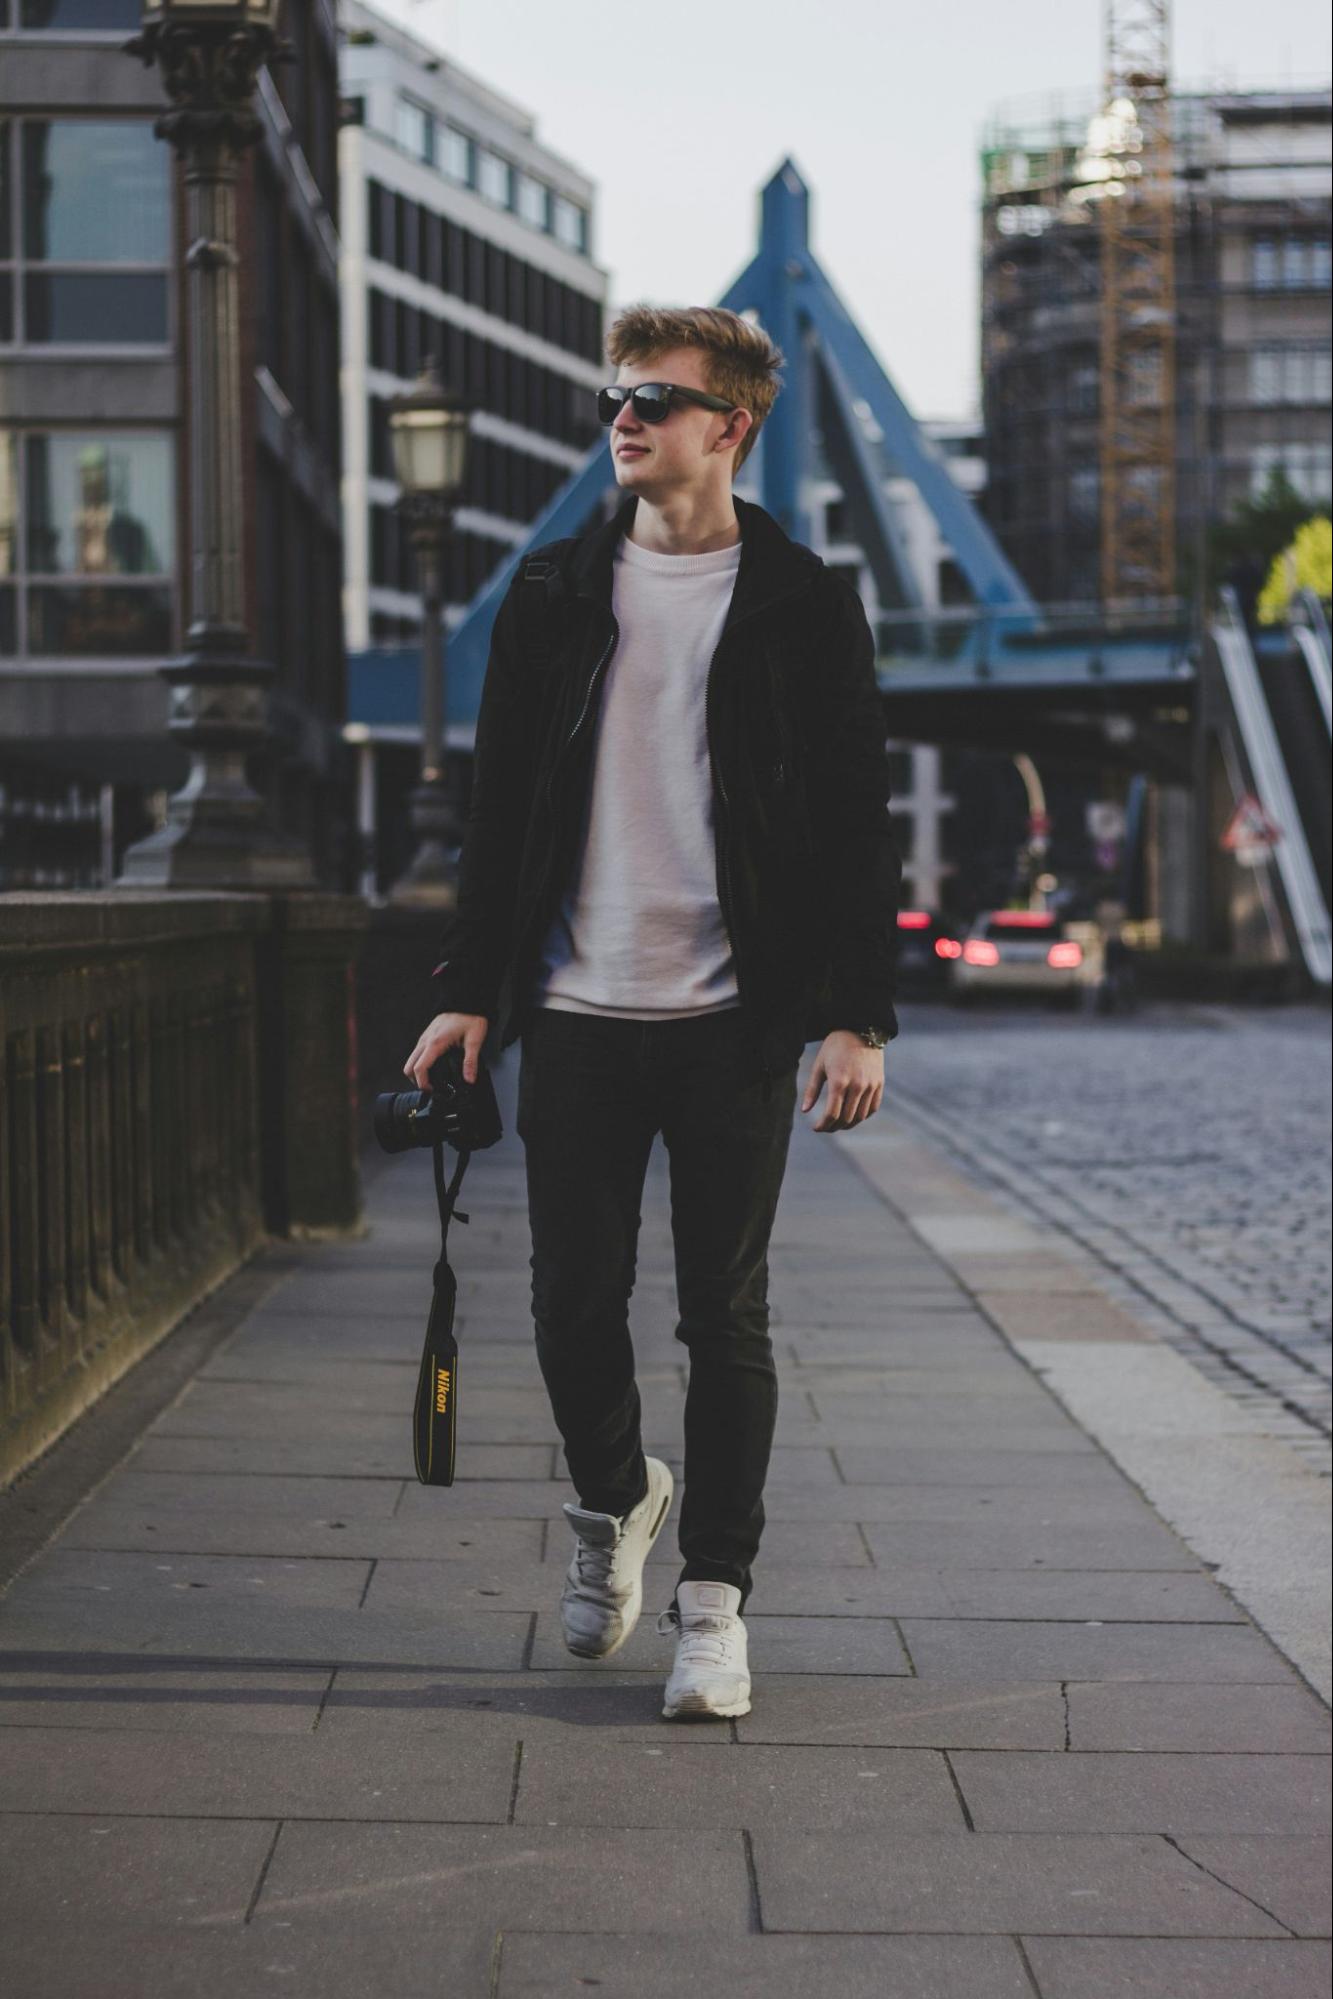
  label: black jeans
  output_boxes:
[515,1004,798,1608]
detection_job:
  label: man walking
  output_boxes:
[405,305,900,1719]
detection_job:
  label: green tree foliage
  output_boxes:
[1209,468,1330,577]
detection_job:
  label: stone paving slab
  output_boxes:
[1065,1681,1333,1753]
[59,1501,546,1565]
[495,1931,1033,1997]
[0,1926,499,1999]
[0,1812,276,1925]
[749,1828,1287,1935]
[253,1822,752,1930]
[951,1750,1331,1835]
[898,1617,1300,1683]
[1021,1937,1332,1999]
[832,1445,1126,1486]
[0,1599,534,1669]
[859,1515,1197,1570]
[128,1435,557,1479]
[1170,1834,1332,1936]
[0,1660,330,1733]
[15,1547,375,1608]
[513,1738,964,1832]
[0,1721,518,1823]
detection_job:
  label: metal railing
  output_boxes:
[874,599,1193,673]
[1,893,369,1484]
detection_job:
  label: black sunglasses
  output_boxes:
[596,381,738,426]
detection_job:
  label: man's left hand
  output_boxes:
[801,1031,885,1132]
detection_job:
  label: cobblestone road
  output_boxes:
[886,1001,1332,1471]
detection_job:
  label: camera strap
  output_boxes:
[432,1137,472,1257]
[412,1142,472,1489]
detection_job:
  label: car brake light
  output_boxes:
[963,939,1000,966]
[1047,941,1082,968]
[935,937,962,960]
[898,910,931,929]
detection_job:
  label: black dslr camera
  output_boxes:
[373,1042,503,1489]
[373,1042,502,1156]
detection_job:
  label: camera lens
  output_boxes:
[372,1087,433,1154]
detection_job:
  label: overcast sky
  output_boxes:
[373,0,1330,420]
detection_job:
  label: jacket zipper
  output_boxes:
[513,608,621,983]
[545,608,620,810]
[704,627,746,1014]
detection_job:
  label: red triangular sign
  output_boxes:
[1221,793,1281,852]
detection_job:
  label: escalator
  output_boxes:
[1212,588,1332,988]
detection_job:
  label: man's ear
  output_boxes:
[715,408,753,458]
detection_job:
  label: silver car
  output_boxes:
[950,910,1085,1007]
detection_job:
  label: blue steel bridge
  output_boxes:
[350,160,1331,990]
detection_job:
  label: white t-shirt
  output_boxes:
[534,532,744,1019]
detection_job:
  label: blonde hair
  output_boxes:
[605,304,783,475]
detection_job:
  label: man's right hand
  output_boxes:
[404,1012,490,1090]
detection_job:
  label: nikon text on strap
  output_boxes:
[412,1138,473,1487]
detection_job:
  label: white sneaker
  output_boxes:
[658,1580,751,1720]
[559,1457,674,1659]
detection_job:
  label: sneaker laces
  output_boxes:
[655,1604,740,1668]
[570,1530,629,1605]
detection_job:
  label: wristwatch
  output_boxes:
[856,1027,891,1049]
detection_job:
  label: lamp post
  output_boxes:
[119,0,311,888]
[386,358,470,906]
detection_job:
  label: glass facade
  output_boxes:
[1,119,169,346]
[365,180,601,365]
[0,429,175,659]
[391,103,589,255]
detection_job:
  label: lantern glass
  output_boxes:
[390,405,468,500]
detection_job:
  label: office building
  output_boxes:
[0,0,346,886]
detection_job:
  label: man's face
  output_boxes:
[608,346,747,498]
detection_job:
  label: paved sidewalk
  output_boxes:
[0,1045,1329,1998]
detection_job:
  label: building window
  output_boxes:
[396,95,432,165]
[0,428,174,660]
[1253,234,1332,291]
[476,147,511,209]
[1250,347,1333,406]
[515,172,549,232]
[1249,443,1333,502]
[552,195,587,253]
[438,125,471,186]
[2,119,169,347]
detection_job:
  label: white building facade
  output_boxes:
[338,1,609,653]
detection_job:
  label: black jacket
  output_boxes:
[431,493,902,1079]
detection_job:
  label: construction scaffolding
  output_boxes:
[979,77,1330,610]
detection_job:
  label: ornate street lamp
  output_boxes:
[386,358,470,906]
[118,0,311,888]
